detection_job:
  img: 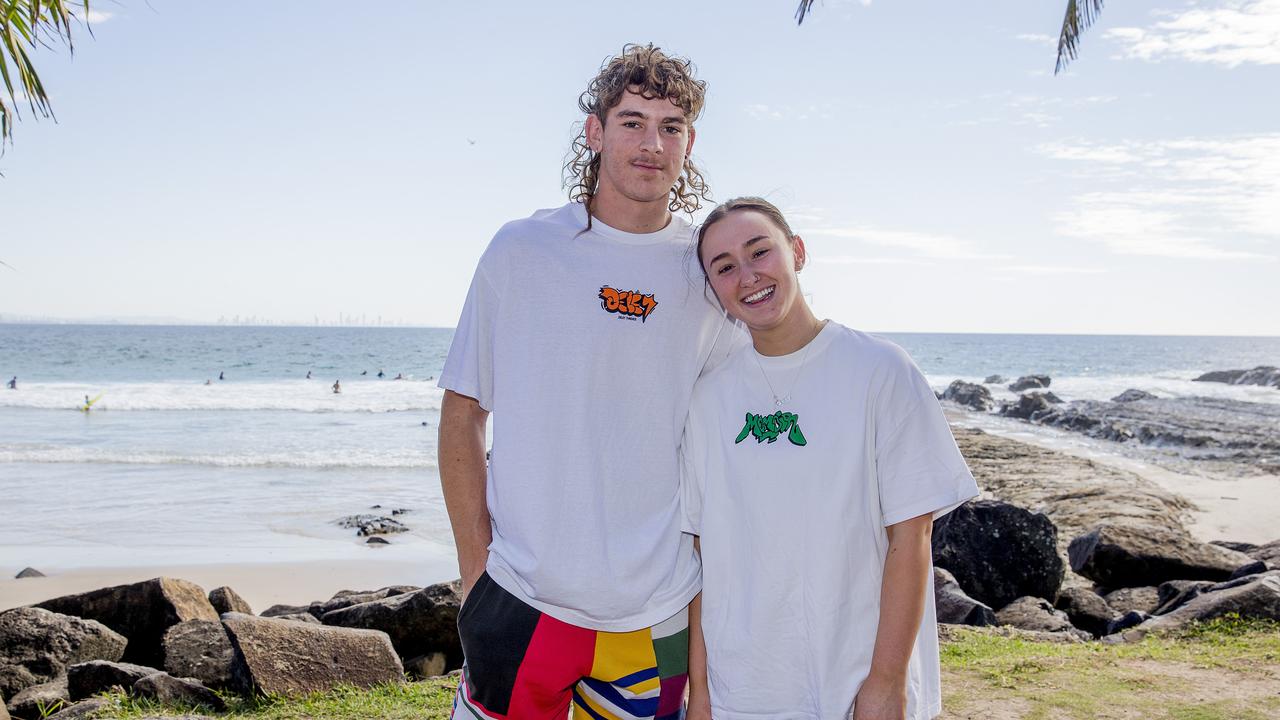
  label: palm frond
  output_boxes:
[1055,0,1104,74]
[0,0,88,145]
[795,0,816,25]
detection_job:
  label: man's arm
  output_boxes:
[852,513,933,720]
[438,389,492,599]
[686,537,712,719]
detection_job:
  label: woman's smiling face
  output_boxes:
[700,210,808,334]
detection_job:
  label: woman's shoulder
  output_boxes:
[824,323,920,375]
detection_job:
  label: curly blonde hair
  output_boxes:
[563,44,711,223]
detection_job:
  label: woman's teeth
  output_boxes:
[743,286,774,304]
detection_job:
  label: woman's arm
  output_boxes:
[853,512,933,720]
[686,538,713,719]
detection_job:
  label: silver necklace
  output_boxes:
[752,323,823,407]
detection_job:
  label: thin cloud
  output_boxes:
[804,225,1011,261]
[1106,0,1280,67]
[1016,33,1058,48]
[1039,134,1280,260]
[998,265,1107,275]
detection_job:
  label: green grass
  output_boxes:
[941,616,1280,720]
[93,677,458,720]
[85,617,1280,720]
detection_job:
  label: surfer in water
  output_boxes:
[333,380,341,394]
[219,371,225,381]
[6,376,15,390]
[306,370,312,380]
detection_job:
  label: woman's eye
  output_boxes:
[716,264,734,275]
[752,248,770,259]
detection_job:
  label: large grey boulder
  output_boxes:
[207,587,252,616]
[994,596,1083,637]
[0,607,127,699]
[221,613,403,696]
[1193,366,1280,389]
[42,698,108,720]
[1110,575,1280,641]
[313,586,421,617]
[1102,586,1161,615]
[931,500,1064,609]
[1112,389,1157,403]
[940,381,994,411]
[1053,587,1117,637]
[998,392,1058,421]
[67,660,160,701]
[133,673,225,712]
[932,568,995,626]
[161,621,233,690]
[35,578,219,668]
[6,678,68,720]
[259,604,312,618]
[1009,375,1051,392]
[1154,580,1216,616]
[1068,524,1253,588]
[320,581,463,669]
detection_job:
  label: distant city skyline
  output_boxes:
[1,1,1277,336]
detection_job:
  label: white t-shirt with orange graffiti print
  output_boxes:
[681,322,980,719]
[439,201,741,632]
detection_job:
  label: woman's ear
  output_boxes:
[792,235,807,272]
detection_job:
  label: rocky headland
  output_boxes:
[940,368,1280,475]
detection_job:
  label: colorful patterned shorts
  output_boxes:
[451,572,689,720]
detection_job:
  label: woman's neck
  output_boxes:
[751,306,825,357]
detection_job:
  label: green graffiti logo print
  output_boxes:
[735,411,808,446]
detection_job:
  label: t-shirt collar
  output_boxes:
[570,202,687,246]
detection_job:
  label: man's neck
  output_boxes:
[590,189,672,234]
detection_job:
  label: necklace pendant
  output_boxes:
[774,396,789,407]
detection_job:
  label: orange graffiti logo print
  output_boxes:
[598,286,658,323]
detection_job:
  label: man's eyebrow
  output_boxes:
[613,109,687,125]
[707,236,769,266]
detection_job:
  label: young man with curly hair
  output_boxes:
[437,44,736,720]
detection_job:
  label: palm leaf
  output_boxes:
[795,0,816,25]
[1056,0,1104,74]
[0,0,88,145]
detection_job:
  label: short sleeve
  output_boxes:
[437,260,499,412]
[678,414,705,536]
[874,348,980,527]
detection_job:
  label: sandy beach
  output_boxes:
[0,556,459,613]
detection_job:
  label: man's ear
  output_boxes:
[586,114,603,153]
[685,125,696,158]
[792,235,807,272]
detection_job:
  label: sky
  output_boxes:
[0,0,1277,335]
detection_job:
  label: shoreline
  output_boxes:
[946,410,1277,545]
[0,556,459,613]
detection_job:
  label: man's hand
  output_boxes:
[851,671,907,720]
[439,390,492,602]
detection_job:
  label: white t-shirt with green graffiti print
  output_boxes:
[680,321,980,720]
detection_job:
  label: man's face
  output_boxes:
[586,88,695,207]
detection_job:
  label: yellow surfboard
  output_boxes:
[81,393,104,412]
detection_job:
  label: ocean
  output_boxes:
[2,324,1278,575]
